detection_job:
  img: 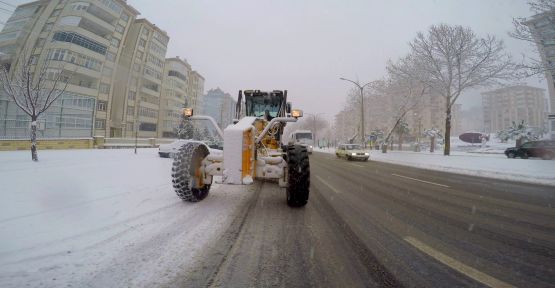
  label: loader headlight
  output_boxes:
[364,153,369,156]
[309,145,313,149]
[351,153,357,156]
[183,108,193,117]
[291,109,303,118]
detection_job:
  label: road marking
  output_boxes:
[315,175,342,194]
[404,236,515,288]
[391,173,449,188]
[349,163,364,168]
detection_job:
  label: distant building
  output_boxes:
[188,70,204,114]
[112,18,169,138]
[202,88,236,129]
[405,93,461,138]
[459,106,484,133]
[482,85,547,134]
[524,12,555,139]
[157,57,190,138]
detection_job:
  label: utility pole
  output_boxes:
[135,98,140,154]
[340,77,374,149]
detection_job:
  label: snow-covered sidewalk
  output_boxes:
[0,148,254,288]
[315,147,555,186]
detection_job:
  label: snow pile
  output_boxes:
[451,137,516,154]
[223,117,257,184]
[314,147,555,186]
[0,148,254,288]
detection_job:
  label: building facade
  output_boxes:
[482,85,547,134]
[0,0,205,141]
[157,57,190,138]
[0,0,139,139]
[111,18,169,138]
[188,70,204,113]
[524,12,555,140]
[202,88,236,129]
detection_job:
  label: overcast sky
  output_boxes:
[1,0,548,117]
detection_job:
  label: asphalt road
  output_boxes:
[177,151,555,288]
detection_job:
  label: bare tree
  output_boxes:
[510,0,555,77]
[0,50,71,161]
[379,57,427,153]
[392,24,514,155]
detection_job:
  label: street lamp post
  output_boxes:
[339,77,373,149]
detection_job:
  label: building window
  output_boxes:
[115,24,125,33]
[42,23,53,32]
[130,77,138,87]
[139,122,156,131]
[143,82,159,92]
[133,63,141,73]
[128,90,136,100]
[142,28,150,36]
[135,50,143,60]
[121,13,129,22]
[110,37,120,48]
[99,83,110,94]
[102,66,113,76]
[96,101,107,112]
[29,55,39,65]
[71,2,89,11]
[95,119,105,129]
[51,9,62,17]
[138,38,146,48]
[144,66,162,80]
[168,70,187,81]
[127,105,134,115]
[105,51,116,62]
[35,38,45,48]
[47,48,102,71]
[139,107,158,118]
[52,31,108,55]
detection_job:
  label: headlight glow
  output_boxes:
[351,153,357,156]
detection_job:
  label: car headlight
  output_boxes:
[309,146,313,149]
[351,153,357,156]
[364,153,369,156]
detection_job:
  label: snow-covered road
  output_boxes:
[315,147,555,186]
[0,148,254,288]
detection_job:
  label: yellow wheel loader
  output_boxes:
[171,90,310,207]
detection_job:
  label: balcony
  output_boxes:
[79,14,114,39]
[54,26,110,49]
[87,4,118,26]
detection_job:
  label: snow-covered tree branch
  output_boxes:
[391,24,515,155]
[0,50,71,161]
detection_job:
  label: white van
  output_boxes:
[289,130,314,154]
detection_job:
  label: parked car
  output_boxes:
[335,144,369,161]
[504,140,555,160]
[159,139,223,158]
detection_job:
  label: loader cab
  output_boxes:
[241,90,287,121]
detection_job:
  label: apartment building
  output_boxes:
[524,12,555,139]
[188,70,204,113]
[111,18,169,138]
[202,88,236,129]
[157,56,191,138]
[482,85,547,134]
[0,0,139,138]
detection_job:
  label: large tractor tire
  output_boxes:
[172,142,211,202]
[286,145,310,207]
